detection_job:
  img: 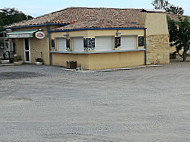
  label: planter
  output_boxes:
[35,62,43,65]
[1,60,10,64]
[14,60,23,65]
[35,58,43,65]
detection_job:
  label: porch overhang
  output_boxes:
[6,30,38,38]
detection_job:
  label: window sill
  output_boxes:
[50,49,145,54]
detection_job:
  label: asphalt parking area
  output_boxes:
[0,62,190,142]
[0,72,44,80]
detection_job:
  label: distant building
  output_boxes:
[3,7,170,70]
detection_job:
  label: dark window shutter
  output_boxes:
[115,37,121,48]
[138,36,144,46]
[90,38,95,48]
[66,39,70,49]
[84,38,87,48]
[51,39,55,48]
[84,38,95,48]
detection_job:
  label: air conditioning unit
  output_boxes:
[66,61,77,69]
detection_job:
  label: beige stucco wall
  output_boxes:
[13,26,50,65]
[51,29,144,51]
[14,38,24,60]
[88,51,145,70]
[144,13,169,36]
[139,12,170,64]
[52,53,89,69]
[29,36,49,64]
[51,29,145,70]
[52,51,145,70]
[146,34,170,64]
[51,29,144,39]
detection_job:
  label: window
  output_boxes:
[95,36,113,51]
[120,36,137,50]
[84,38,95,50]
[72,37,84,52]
[57,38,66,51]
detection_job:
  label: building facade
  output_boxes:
[3,7,170,70]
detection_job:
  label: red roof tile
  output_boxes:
[5,7,144,29]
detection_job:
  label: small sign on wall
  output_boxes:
[35,31,45,39]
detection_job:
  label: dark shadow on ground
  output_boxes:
[0,72,45,80]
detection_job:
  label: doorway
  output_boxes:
[24,38,31,63]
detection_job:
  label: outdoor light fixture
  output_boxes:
[6,29,12,32]
[63,33,69,38]
[116,31,121,37]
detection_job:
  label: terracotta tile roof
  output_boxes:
[5,7,145,29]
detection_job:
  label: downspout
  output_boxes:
[47,26,52,65]
[144,28,147,65]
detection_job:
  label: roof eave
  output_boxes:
[50,27,146,33]
[3,23,68,30]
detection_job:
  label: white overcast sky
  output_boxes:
[1,0,190,17]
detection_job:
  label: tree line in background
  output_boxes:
[152,0,184,15]
[0,8,33,48]
[0,8,33,31]
[152,0,190,61]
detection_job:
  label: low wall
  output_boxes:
[52,51,145,70]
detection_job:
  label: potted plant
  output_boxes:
[13,54,23,65]
[0,53,10,64]
[35,58,43,65]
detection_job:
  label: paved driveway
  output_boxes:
[0,62,190,142]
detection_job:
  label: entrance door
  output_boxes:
[24,38,31,63]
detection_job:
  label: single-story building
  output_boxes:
[3,7,170,70]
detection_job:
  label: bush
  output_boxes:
[13,54,22,61]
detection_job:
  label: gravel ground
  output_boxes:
[0,61,190,142]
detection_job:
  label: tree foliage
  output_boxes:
[152,0,168,10]
[168,16,190,61]
[165,4,184,15]
[0,8,33,31]
[152,0,184,15]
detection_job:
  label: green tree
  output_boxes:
[165,4,184,15]
[152,0,168,9]
[152,0,184,15]
[0,8,33,31]
[168,17,190,61]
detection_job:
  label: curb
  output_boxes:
[65,64,162,72]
